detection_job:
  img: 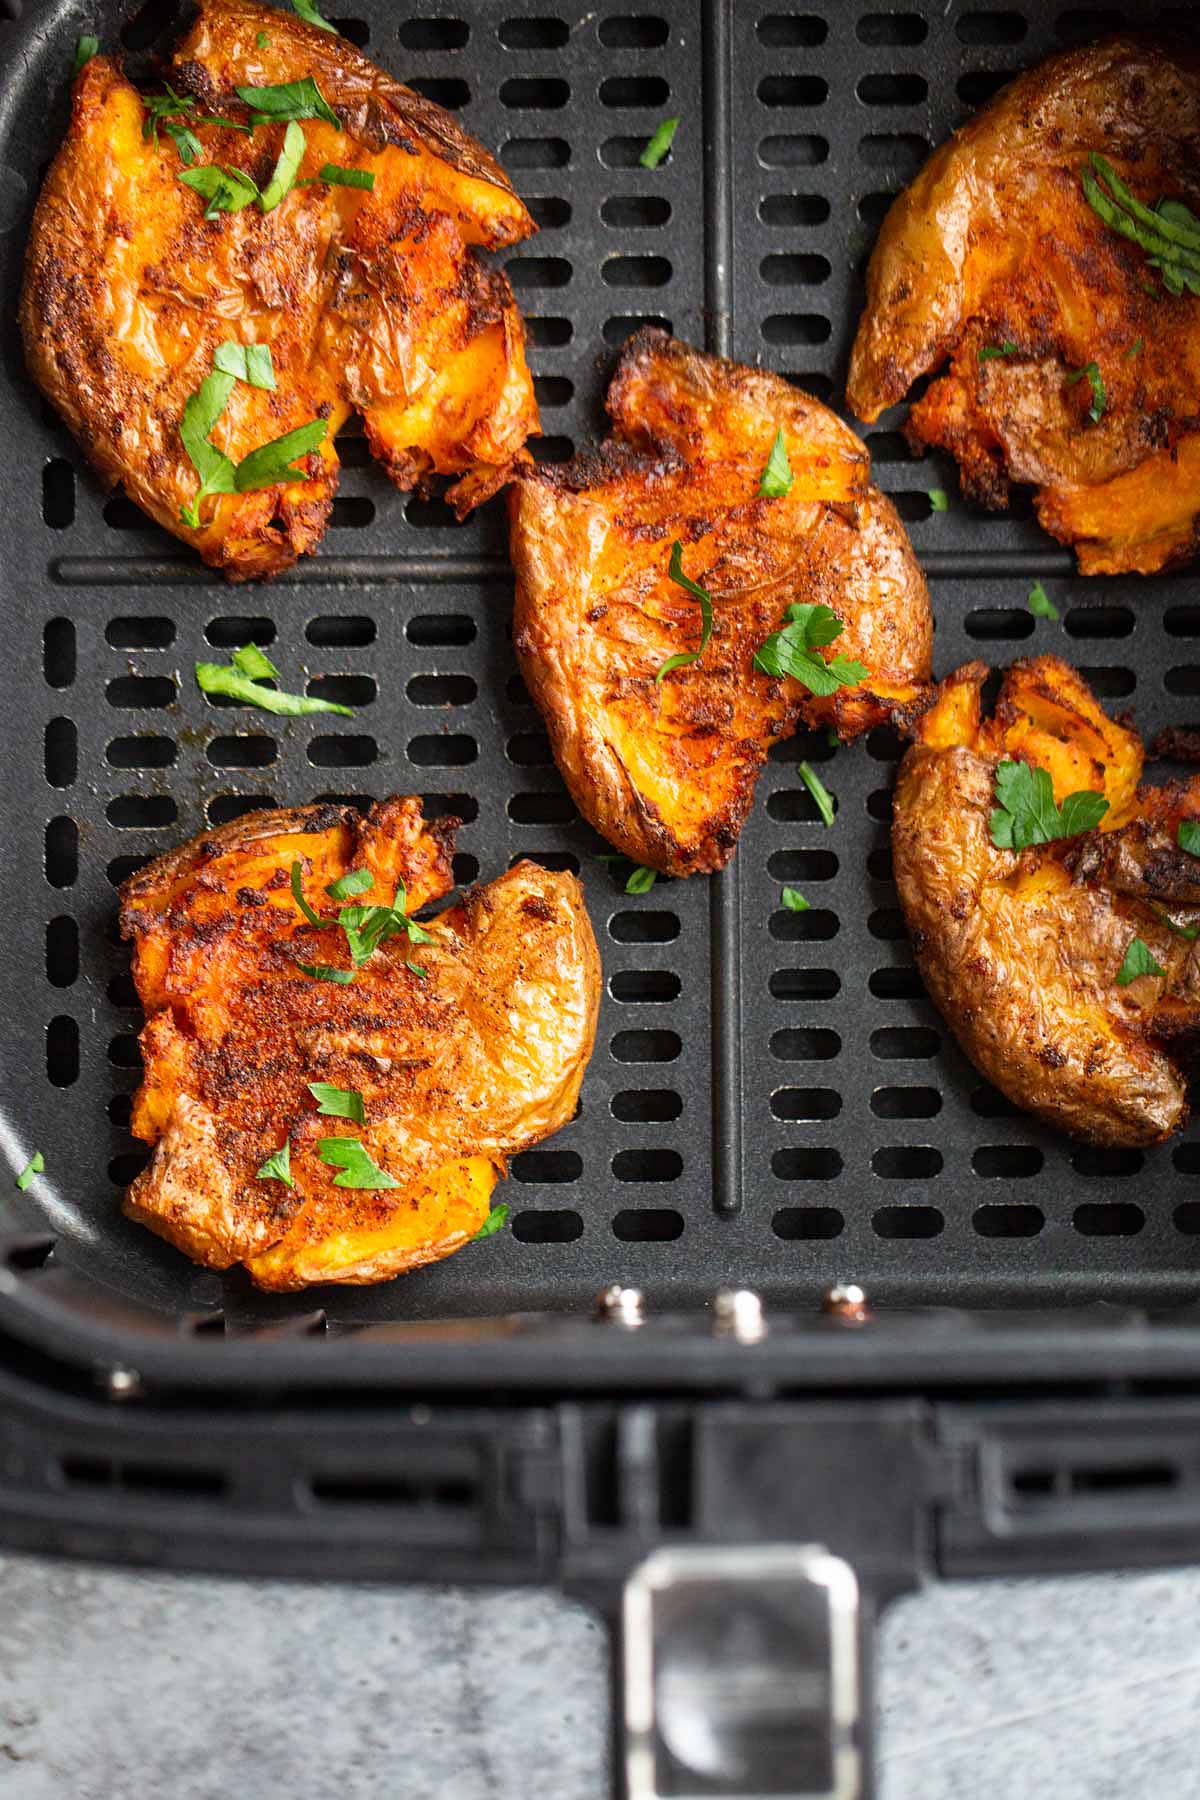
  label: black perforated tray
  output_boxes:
[1,0,1200,1367]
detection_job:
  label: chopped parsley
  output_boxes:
[780,886,809,912]
[177,351,328,528]
[1082,152,1200,298]
[798,761,835,828]
[15,1152,44,1191]
[317,1137,399,1189]
[259,120,306,211]
[308,1081,365,1123]
[1116,937,1166,986]
[326,868,374,901]
[758,428,793,498]
[1066,360,1106,423]
[655,541,714,683]
[256,1140,293,1185]
[988,761,1108,852]
[72,35,99,76]
[927,488,949,512]
[294,961,356,983]
[292,0,338,31]
[236,76,340,128]
[338,878,434,967]
[290,858,326,927]
[1027,581,1059,622]
[178,163,260,217]
[978,340,1018,361]
[1125,337,1144,358]
[256,30,271,46]
[1179,821,1200,857]
[196,647,352,717]
[212,341,276,390]
[753,602,868,697]
[639,116,679,169]
[624,864,657,895]
[473,1203,510,1241]
[316,162,376,191]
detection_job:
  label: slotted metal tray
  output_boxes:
[1,0,1199,1354]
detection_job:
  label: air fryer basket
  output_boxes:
[4,3,1200,1794]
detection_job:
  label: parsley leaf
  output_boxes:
[1066,360,1106,423]
[978,340,1018,361]
[927,488,949,512]
[309,1081,365,1123]
[1082,154,1200,297]
[15,1151,44,1191]
[259,119,306,212]
[473,1203,510,1241]
[178,163,261,219]
[326,868,374,900]
[988,761,1108,852]
[236,76,340,128]
[316,162,375,191]
[213,341,276,390]
[1126,336,1144,358]
[231,643,280,681]
[625,864,657,895]
[753,602,868,697]
[233,418,328,492]
[178,368,237,525]
[758,427,793,498]
[639,116,679,169]
[337,879,433,967]
[256,1140,293,1185]
[1178,821,1200,857]
[142,85,196,143]
[72,35,99,76]
[798,761,835,827]
[655,541,714,683]
[292,0,339,31]
[256,30,271,46]
[318,1137,399,1189]
[1027,581,1059,621]
[290,858,326,928]
[196,654,353,717]
[295,960,355,983]
[1116,937,1166,986]
[781,886,809,912]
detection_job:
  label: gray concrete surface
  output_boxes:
[1,1554,1198,1797]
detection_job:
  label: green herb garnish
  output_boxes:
[1153,907,1200,942]
[1066,360,1106,423]
[655,541,714,683]
[988,761,1108,852]
[753,602,868,697]
[178,353,328,527]
[294,961,356,983]
[15,1152,44,1192]
[1116,937,1166,986]
[1027,581,1059,622]
[317,1137,399,1189]
[624,864,657,895]
[1178,821,1200,858]
[927,488,949,512]
[234,418,328,491]
[256,1140,293,1185]
[1126,337,1144,358]
[290,858,326,928]
[316,162,375,191]
[978,340,1018,362]
[259,120,306,212]
[798,761,835,828]
[639,115,679,169]
[178,163,261,218]
[309,1081,365,1123]
[1082,152,1200,297]
[196,651,353,718]
[781,886,809,912]
[72,35,99,76]
[326,868,374,900]
[473,1203,510,1241]
[256,30,271,46]
[292,0,338,31]
[758,427,793,498]
[337,878,434,968]
[213,341,276,390]
[236,75,340,128]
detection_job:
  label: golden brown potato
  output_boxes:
[847,38,1200,576]
[21,0,539,581]
[893,657,1200,1146]
[510,330,932,876]
[119,798,600,1289]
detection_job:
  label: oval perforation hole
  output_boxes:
[610,970,681,1004]
[759,134,829,167]
[106,616,175,649]
[611,1029,681,1063]
[872,1147,943,1180]
[770,1088,841,1121]
[957,10,1027,43]
[966,608,1035,641]
[860,132,929,172]
[502,136,570,169]
[44,718,77,789]
[108,736,175,768]
[760,253,831,287]
[307,615,375,648]
[46,1015,79,1088]
[603,254,672,288]
[407,673,477,707]
[602,194,671,229]
[973,1145,1044,1179]
[771,1028,840,1062]
[609,910,679,943]
[858,72,927,105]
[868,967,922,1000]
[508,791,576,825]
[207,735,276,768]
[511,1209,583,1244]
[407,75,469,109]
[872,1087,941,1119]
[598,13,669,46]
[773,1205,843,1239]
[612,1148,682,1183]
[974,1203,1045,1239]
[309,675,375,709]
[207,795,277,825]
[873,1203,944,1236]
[599,75,669,109]
[1071,1147,1144,1178]
[769,907,838,942]
[1073,1202,1145,1236]
[511,1149,582,1184]
[612,1089,682,1123]
[603,313,673,346]
[500,76,568,109]
[612,1208,683,1241]
[43,619,75,689]
[106,795,177,829]
[771,1148,843,1180]
[527,316,573,346]
[759,13,827,45]
[107,675,175,709]
[46,916,78,989]
[42,458,75,529]
[405,495,459,529]
[1064,605,1133,640]
[769,969,840,1001]
[871,1025,939,1060]
[759,74,827,107]
[407,614,476,647]
[206,616,275,648]
[45,817,78,889]
[398,16,468,48]
[308,736,377,768]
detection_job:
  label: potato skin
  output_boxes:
[120,799,600,1288]
[510,330,932,876]
[893,658,1200,1146]
[847,37,1200,576]
[21,0,539,580]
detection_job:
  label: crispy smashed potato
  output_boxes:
[847,38,1200,576]
[21,0,539,580]
[510,330,932,876]
[119,799,599,1289]
[894,656,1200,1146]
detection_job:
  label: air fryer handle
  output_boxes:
[612,1544,884,1799]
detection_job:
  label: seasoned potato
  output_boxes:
[893,657,1200,1146]
[21,0,539,580]
[120,799,600,1289]
[847,38,1200,576]
[510,330,932,877]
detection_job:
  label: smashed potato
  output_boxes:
[893,657,1200,1146]
[847,38,1200,576]
[21,0,539,580]
[120,799,600,1289]
[510,330,932,877]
